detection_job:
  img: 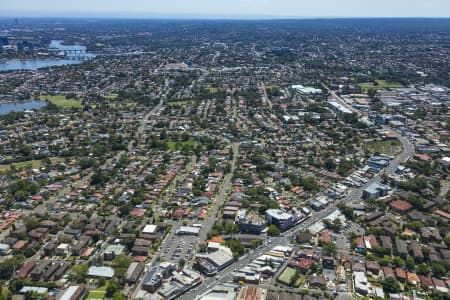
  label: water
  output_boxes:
[0,59,82,71]
[50,40,87,52]
[0,40,94,72]
[0,100,47,115]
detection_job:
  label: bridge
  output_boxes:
[62,49,89,60]
[49,48,90,60]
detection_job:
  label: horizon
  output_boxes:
[2,12,450,21]
[1,0,450,19]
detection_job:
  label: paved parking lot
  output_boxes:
[323,268,336,284]
[342,221,365,236]
[334,234,350,251]
[161,234,198,264]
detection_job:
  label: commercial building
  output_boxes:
[265,209,299,231]
[363,183,388,199]
[0,243,10,255]
[354,271,369,295]
[291,85,322,95]
[142,224,158,234]
[196,246,234,272]
[87,266,114,279]
[367,156,391,168]
[237,286,265,300]
[125,262,145,284]
[142,267,163,293]
[236,210,268,234]
[194,257,218,276]
[142,262,176,293]
[59,285,85,300]
[199,284,238,300]
[71,235,90,256]
[328,101,353,118]
[103,244,126,260]
[177,226,201,236]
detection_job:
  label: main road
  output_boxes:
[189,126,414,300]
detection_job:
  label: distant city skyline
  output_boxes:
[1,0,450,18]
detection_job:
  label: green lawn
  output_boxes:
[166,141,197,150]
[277,267,303,287]
[363,139,403,156]
[0,158,62,174]
[360,80,404,91]
[86,285,107,300]
[265,85,278,91]
[205,87,219,93]
[39,95,82,108]
[167,100,196,106]
[91,102,135,109]
[106,93,119,99]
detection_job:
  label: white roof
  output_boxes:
[375,287,385,298]
[177,226,201,234]
[272,245,293,253]
[354,271,368,292]
[256,255,284,263]
[0,243,10,250]
[329,101,353,114]
[291,85,322,94]
[198,246,234,267]
[60,286,82,300]
[88,266,114,278]
[266,209,292,220]
[20,286,48,294]
[142,224,158,234]
[208,242,221,249]
[57,243,70,249]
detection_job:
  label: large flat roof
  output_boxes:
[88,266,114,278]
[177,226,201,234]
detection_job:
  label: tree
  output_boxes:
[198,243,207,253]
[0,256,25,280]
[79,157,95,170]
[224,239,245,258]
[445,236,450,248]
[405,257,415,271]
[332,218,342,231]
[178,259,185,269]
[382,277,401,293]
[416,264,430,275]
[0,287,12,300]
[432,262,446,277]
[324,158,336,171]
[289,270,300,287]
[267,224,280,236]
[224,221,239,235]
[112,254,131,269]
[336,203,355,221]
[322,242,337,255]
[392,256,405,268]
[106,279,120,298]
[69,264,88,283]
[379,256,391,267]
[250,239,263,249]
[112,292,125,300]
[302,176,318,192]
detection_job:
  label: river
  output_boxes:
[0,100,47,115]
[0,40,94,72]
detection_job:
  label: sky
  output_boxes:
[1,0,450,18]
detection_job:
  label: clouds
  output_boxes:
[1,0,449,17]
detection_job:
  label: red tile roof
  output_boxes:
[390,200,412,212]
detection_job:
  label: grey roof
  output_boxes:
[88,266,114,278]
